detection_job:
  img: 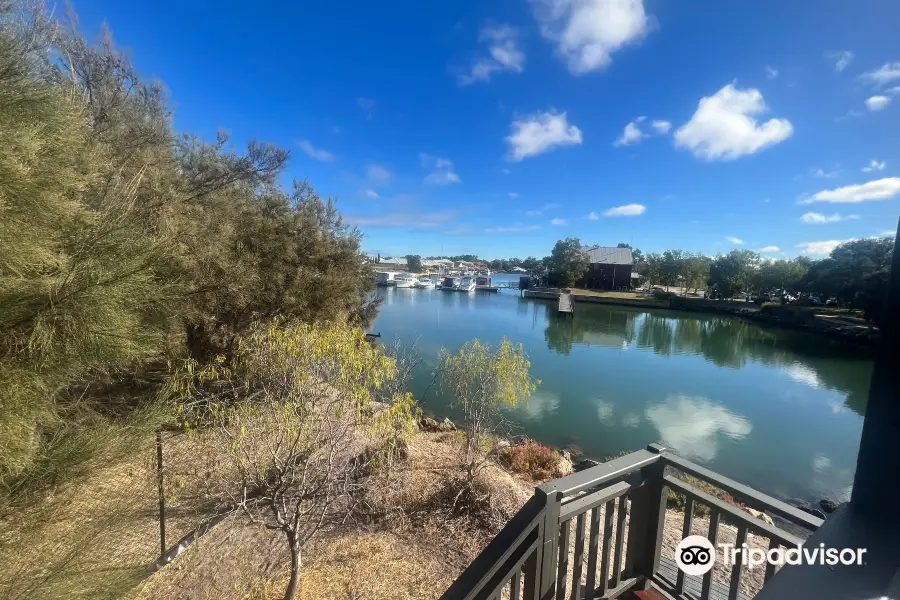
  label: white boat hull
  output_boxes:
[394,279,416,288]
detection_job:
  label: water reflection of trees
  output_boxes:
[545,306,871,416]
[544,307,637,355]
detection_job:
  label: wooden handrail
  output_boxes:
[660,453,823,530]
[440,444,824,600]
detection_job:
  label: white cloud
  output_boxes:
[759,246,780,253]
[459,25,525,85]
[725,236,745,245]
[550,217,567,226]
[861,160,886,172]
[484,224,542,233]
[509,192,520,199]
[614,121,645,146]
[614,117,670,146]
[525,209,542,216]
[357,97,375,110]
[674,83,793,161]
[587,211,600,220]
[651,119,672,134]
[366,164,393,187]
[881,229,897,237]
[297,140,336,162]
[801,212,860,224]
[835,109,864,122]
[443,226,471,235]
[765,65,779,79]
[424,170,461,185]
[645,395,752,461]
[859,62,900,87]
[506,110,583,161]
[826,50,854,72]
[420,154,461,185]
[797,239,853,255]
[865,95,891,111]
[347,209,457,228]
[812,167,839,178]
[363,189,380,200]
[807,177,900,203]
[529,0,653,75]
[604,203,646,217]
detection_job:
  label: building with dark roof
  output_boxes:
[579,246,634,290]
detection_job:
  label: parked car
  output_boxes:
[826,297,839,306]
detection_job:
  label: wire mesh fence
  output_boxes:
[0,429,216,600]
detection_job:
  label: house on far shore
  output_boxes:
[379,256,408,268]
[579,246,634,290]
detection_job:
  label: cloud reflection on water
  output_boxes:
[645,394,752,461]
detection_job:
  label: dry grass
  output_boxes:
[2,424,794,600]
[242,533,455,600]
[0,436,161,600]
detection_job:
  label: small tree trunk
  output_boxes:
[283,537,301,600]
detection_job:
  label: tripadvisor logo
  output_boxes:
[676,534,868,575]
[676,535,716,576]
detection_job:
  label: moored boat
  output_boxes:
[457,276,476,292]
[375,271,396,286]
[440,276,460,290]
[393,273,417,288]
[415,276,435,288]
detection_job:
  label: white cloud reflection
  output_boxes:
[645,395,752,461]
[785,363,823,388]
[517,391,560,420]
[595,399,615,422]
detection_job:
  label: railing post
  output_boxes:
[624,444,668,589]
[523,484,562,600]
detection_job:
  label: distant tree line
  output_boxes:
[486,237,895,326]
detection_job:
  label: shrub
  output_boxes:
[653,290,677,302]
[500,441,562,482]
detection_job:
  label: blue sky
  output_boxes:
[75,0,900,260]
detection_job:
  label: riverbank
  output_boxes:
[524,289,879,347]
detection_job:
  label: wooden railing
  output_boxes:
[439,445,824,600]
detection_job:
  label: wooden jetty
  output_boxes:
[557,291,574,315]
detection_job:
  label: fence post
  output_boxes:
[156,429,166,562]
[535,484,562,600]
[624,444,667,589]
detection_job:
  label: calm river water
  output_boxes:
[370,275,873,504]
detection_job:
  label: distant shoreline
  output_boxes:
[522,289,879,348]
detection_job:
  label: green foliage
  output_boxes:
[167,320,418,600]
[547,238,590,287]
[653,290,677,302]
[804,237,894,325]
[753,258,809,296]
[406,254,423,273]
[0,5,376,493]
[439,338,538,483]
[708,250,760,298]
